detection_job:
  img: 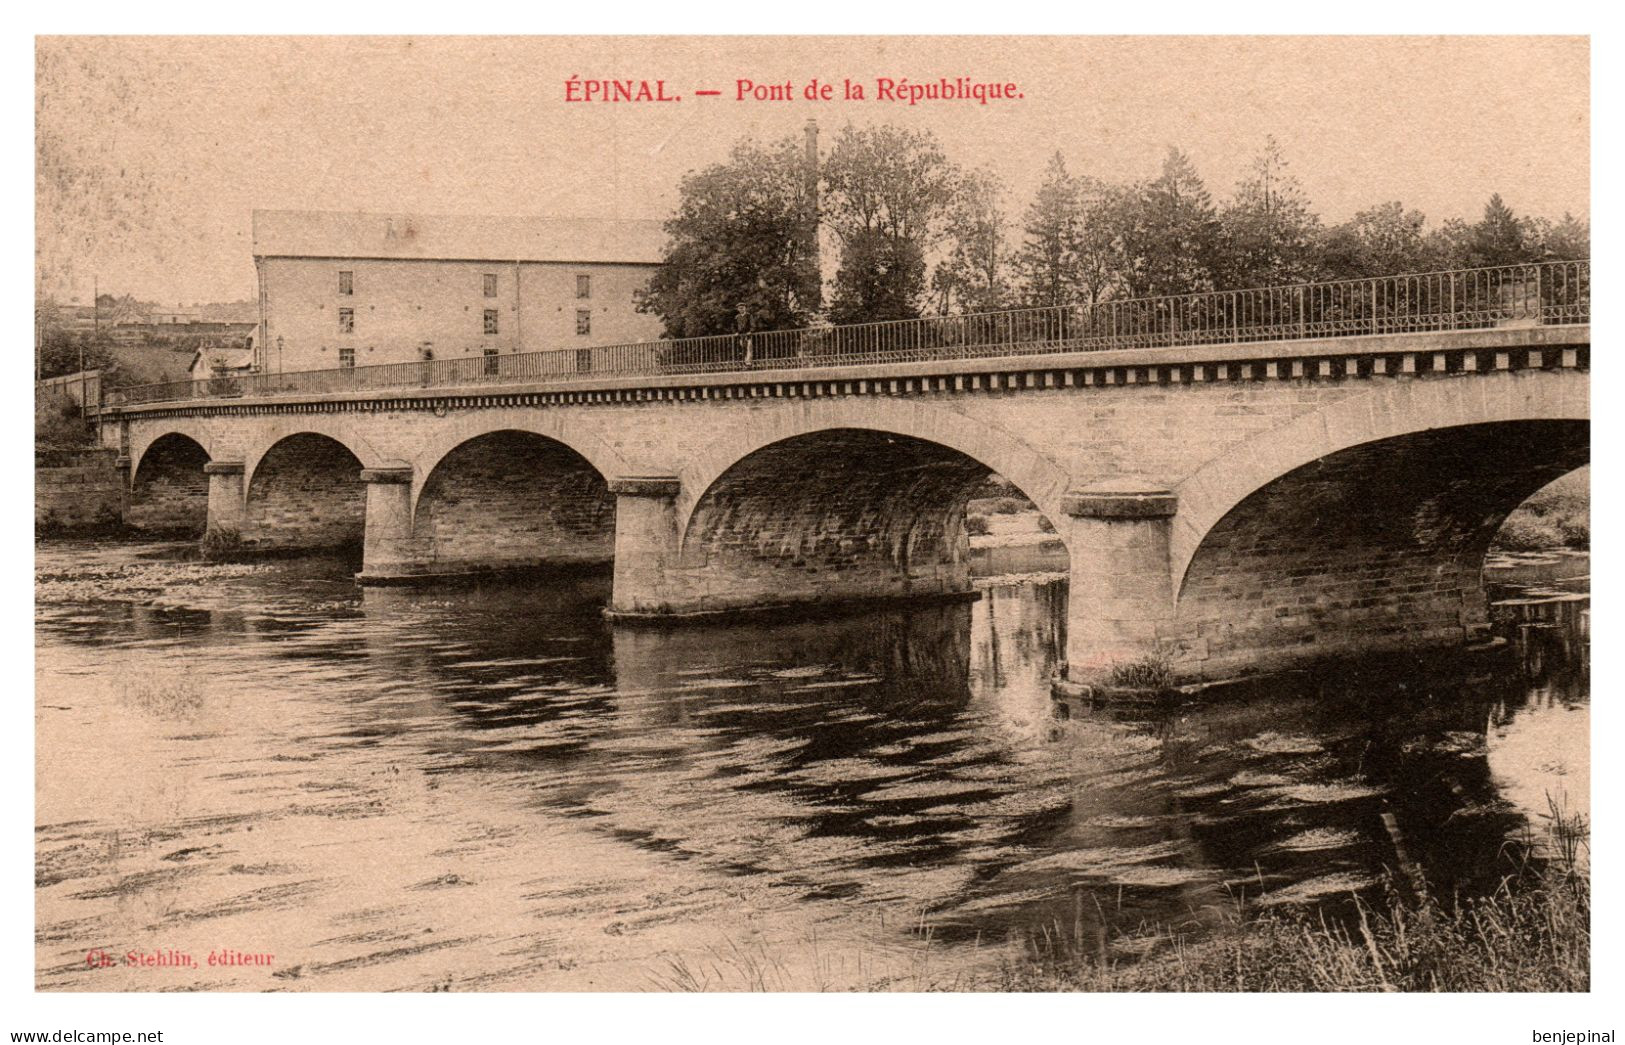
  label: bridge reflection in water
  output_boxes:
[37,540,1585,971]
[358,567,1587,944]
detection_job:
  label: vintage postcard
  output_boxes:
[26,28,1595,1035]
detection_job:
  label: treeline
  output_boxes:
[637,125,1588,339]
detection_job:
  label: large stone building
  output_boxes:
[251,210,666,374]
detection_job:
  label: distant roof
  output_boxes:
[189,346,255,372]
[252,210,666,265]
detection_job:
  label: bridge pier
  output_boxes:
[201,461,245,555]
[606,476,683,617]
[1058,480,1179,688]
[356,465,421,581]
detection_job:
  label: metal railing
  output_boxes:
[108,260,1589,407]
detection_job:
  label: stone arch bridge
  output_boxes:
[103,265,1589,687]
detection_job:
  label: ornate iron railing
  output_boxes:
[108,260,1588,407]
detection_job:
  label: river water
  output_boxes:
[34,540,1588,991]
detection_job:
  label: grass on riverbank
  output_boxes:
[991,874,1587,992]
[989,804,1588,992]
[646,805,1587,992]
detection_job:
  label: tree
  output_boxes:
[1219,136,1322,287]
[931,168,1010,314]
[1318,201,1431,279]
[1011,153,1084,308]
[635,136,820,339]
[1115,147,1223,298]
[1423,217,1477,270]
[1471,194,1529,267]
[1073,181,1134,306]
[822,124,959,323]
[1526,212,1589,261]
[36,323,113,380]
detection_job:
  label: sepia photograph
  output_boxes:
[24,27,1597,1024]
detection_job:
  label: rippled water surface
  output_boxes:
[35,541,1588,991]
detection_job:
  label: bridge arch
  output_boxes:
[128,431,211,535]
[241,417,385,493]
[410,429,616,574]
[1171,370,1587,588]
[674,397,1072,548]
[129,421,214,482]
[662,404,1072,615]
[243,431,370,552]
[1168,372,1587,678]
[407,411,630,518]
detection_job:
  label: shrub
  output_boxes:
[993,497,1028,515]
[964,515,991,537]
[1105,655,1174,691]
[35,390,94,449]
[1556,514,1589,547]
[200,528,245,559]
[1493,511,1566,552]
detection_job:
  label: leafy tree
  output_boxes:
[822,124,958,323]
[635,136,820,339]
[1423,217,1477,270]
[931,168,1010,314]
[1526,212,1590,260]
[1318,201,1431,278]
[38,329,113,381]
[1219,137,1322,286]
[35,389,94,448]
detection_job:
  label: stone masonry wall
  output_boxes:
[243,433,366,550]
[413,430,614,571]
[37,448,124,534]
[127,435,209,535]
[1167,420,1590,680]
[666,429,990,612]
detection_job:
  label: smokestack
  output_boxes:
[803,118,822,312]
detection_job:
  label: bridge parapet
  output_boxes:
[106,261,1588,409]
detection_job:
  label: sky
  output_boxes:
[35,35,1589,306]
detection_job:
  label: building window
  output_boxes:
[338,270,353,295]
[576,309,591,336]
[483,273,498,298]
[483,347,499,375]
[576,274,591,299]
[483,309,499,335]
[338,307,354,333]
[338,347,355,368]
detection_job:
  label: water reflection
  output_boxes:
[34,541,1588,988]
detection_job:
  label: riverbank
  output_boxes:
[981,856,1588,991]
[653,833,1590,992]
